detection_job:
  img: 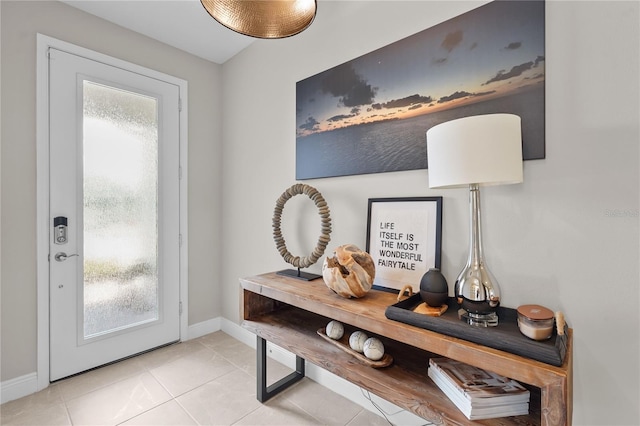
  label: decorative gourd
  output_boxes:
[322,244,375,298]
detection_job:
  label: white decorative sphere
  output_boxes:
[326,320,344,340]
[363,337,385,361]
[349,331,368,353]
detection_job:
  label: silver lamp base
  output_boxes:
[455,183,501,327]
[459,310,499,327]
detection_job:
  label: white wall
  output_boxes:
[0,1,223,381]
[221,1,639,425]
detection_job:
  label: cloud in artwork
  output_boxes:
[483,61,534,85]
[320,62,378,107]
[299,116,320,132]
[534,55,545,67]
[381,94,433,109]
[437,90,496,104]
[327,113,356,122]
[441,30,463,52]
[504,41,522,50]
[432,57,448,65]
[437,91,472,103]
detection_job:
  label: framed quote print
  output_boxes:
[366,197,442,293]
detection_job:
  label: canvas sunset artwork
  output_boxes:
[296,0,545,180]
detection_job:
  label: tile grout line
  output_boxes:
[125,343,252,425]
[171,396,202,425]
[56,357,150,405]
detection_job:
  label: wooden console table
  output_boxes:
[240,272,573,425]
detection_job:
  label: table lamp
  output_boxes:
[426,114,523,326]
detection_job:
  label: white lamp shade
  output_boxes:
[426,114,523,188]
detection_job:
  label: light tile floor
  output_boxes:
[0,332,391,426]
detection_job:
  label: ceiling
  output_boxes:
[60,0,257,64]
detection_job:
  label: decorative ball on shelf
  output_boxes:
[348,331,368,353]
[419,268,449,307]
[325,320,344,340]
[363,337,385,361]
[322,244,375,298]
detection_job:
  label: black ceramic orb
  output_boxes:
[419,268,449,307]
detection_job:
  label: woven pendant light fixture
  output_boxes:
[200,0,317,39]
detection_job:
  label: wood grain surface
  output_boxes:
[241,272,572,425]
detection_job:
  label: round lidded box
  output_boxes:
[517,304,555,341]
[419,268,449,307]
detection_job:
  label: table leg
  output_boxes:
[256,335,305,402]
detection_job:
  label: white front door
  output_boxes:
[48,48,181,381]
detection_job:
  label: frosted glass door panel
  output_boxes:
[82,81,159,338]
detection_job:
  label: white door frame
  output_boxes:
[36,34,189,391]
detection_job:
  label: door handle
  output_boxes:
[54,252,79,262]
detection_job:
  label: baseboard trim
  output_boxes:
[1,372,38,404]
[186,317,222,340]
[220,318,255,347]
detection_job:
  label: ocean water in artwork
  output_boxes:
[296,87,544,180]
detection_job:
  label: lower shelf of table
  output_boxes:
[242,305,542,425]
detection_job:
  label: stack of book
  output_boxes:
[428,357,530,420]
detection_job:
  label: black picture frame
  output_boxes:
[366,197,443,293]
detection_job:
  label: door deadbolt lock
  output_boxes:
[54,216,68,245]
